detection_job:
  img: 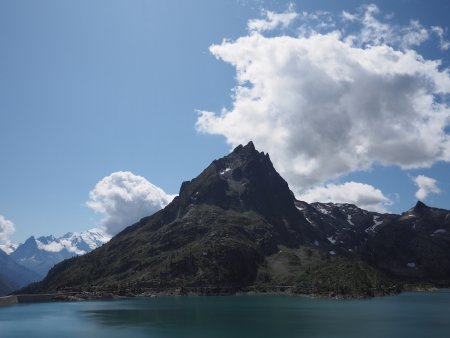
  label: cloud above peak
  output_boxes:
[413,175,440,201]
[197,4,450,205]
[87,171,175,235]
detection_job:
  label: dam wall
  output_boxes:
[0,295,18,306]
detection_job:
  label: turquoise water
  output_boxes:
[1,290,450,338]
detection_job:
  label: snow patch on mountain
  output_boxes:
[431,229,447,236]
[0,242,18,254]
[347,215,354,226]
[327,236,336,245]
[314,204,331,215]
[365,215,384,233]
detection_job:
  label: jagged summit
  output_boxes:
[413,200,428,212]
[174,141,311,245]
[401,200,430,217]
[232,140,256,153]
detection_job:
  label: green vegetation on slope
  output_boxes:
[28,205,276,292]
[255,246,399,297]
[0,274,19,296]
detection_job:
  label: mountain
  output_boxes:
[21,143,450,297]
[361,201,450,282]
[10,228,110,278]
[0,249,41,296]
[0,242,18,254]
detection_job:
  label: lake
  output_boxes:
[1,290,450,338]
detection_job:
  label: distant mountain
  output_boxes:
[294,200,450,282]
[21,143,450,297]
[293,200,396,254]
[0,249,41,296]
[0,243,18,255]
[10,228,110,278]
[361,201,450,281]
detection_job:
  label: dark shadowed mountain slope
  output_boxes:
[0,249,41,296]
[362,201,450,283]
[0,274,18,296]
[23,142,325,293]
[294,200,450,285]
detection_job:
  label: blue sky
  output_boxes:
[0,0,449,245]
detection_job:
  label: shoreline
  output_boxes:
[1,284,443,307]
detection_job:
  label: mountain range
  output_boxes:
[0,228,110,295]
[20,142,450,297]
[9,228,111,278]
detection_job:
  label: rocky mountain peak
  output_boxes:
[21,236,38,248]
[177,142,297,219]
[413,200,428,213]
[160,141,314,248]
[232,140,256,153]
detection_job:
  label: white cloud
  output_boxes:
[197,4,450,206]
[248,7,298,33]
[300,182,392,212]
[297,10,336,36]
[344,4,430,49]
[413,175,440,201]
[86,171,175,235]
[342,10,357,22]
[0,214,16,254]
[431,26,450,50]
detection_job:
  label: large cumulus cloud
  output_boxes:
[87,171,175,235]
[196,4,450,210]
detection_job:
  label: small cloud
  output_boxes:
[431,26,450,50]
[299,182,392,213]
[247,7,298,33]
[342,10,357,22]
[86,171,175,235]
[0,214,16,254]
[413,175,440,201]
[344,4,429,49]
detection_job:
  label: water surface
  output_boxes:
[1,290,450,337]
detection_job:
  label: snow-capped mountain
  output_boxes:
[294,200,397,253]
[0,242,18,255]
[10,228,111,278]
[39,228,110,255]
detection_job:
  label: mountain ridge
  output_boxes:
[9,228,110,278]
[19,142,450,297]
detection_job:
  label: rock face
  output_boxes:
[295,200,450,284]
[362,201,450,282]
[21,143,450,297]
